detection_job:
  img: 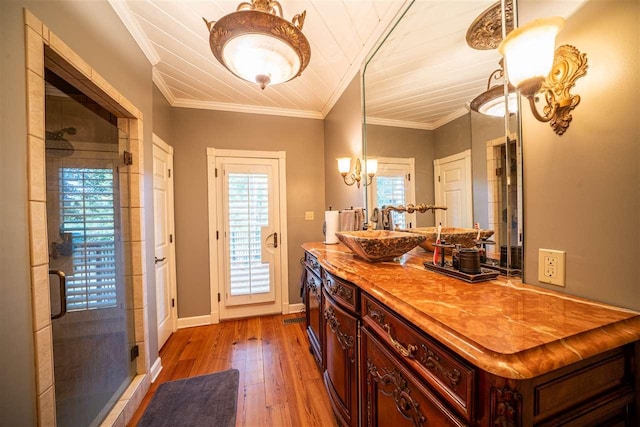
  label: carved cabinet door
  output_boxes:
[305,267,323,367]
[323,289,359,427]
[361,327,467,427]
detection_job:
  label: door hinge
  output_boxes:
[171,298,175,308]
[217,293,221,302]
[215,168,218,178]
[168,168,172,178]
[169,234,173,243]
[123,151,133,165]
[407,173,411,181]
[216,231,219,240]
[496,167,503,176]
[130,344,139,361]
[438,176,441,182]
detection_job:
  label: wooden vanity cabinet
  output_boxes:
[323,271,360,427]
[302,247,639,427]
[304,251,324,367]
[361,327,466,427]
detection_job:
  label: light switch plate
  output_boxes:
[538,249,566,287]
[305,211,314,221]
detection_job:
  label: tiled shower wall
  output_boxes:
[24,9,150,426]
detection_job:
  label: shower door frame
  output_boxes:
[24,9,150,426]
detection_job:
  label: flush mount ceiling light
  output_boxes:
[467,1,516,117]
[470,60,518,117]
[203,0,311,90]
[499,17,588,135]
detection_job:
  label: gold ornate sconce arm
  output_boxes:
[526,45,588,135]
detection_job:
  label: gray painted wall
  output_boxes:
[169,108,325,318]
[470,112,509,229]
[521,0,640,310]
[0,2,156,424]
[324,75,366,212]
[433,114,472,160]
[366,124,435,227]
[153,84,172,143]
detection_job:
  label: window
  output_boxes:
[59,167,117,310]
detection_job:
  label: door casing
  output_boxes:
[152,134,177,348]
[206,148,289,323]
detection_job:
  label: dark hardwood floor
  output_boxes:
[128,313,337,426]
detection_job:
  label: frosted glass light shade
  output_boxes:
[479,92,519,117]
[499,17,564,92]
[224,34,301,86]
[365,158,378,176]
[337,157,352,174]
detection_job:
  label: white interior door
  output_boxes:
[434,150,473,228]
[212,153,284,320]
[152,135,177,349]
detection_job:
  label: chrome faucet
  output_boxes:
[376,203,448,230]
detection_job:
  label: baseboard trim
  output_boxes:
[150,357,162,383]
[177,314,212,329]
[288,303,305,313]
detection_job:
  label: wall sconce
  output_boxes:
[498,17,588,135]
[337,157,377,188]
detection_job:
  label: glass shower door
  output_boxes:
[45,69,136,427]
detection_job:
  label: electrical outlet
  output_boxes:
[305,211,314,221]
[538,249,566,287]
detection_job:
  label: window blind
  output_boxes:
[60,167,117,311]
[227,172,270,296]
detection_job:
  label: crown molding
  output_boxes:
[430,107,470,129]
[365,117,435,131]
[172,98,323,120]
[108,0,161,66]
[152,68,175,104]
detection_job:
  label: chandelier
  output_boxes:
[203,0,311,89]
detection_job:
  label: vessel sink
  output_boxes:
[399,227,494,252]
[335,230,426,262]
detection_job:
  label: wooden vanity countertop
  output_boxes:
[302,242,640,379]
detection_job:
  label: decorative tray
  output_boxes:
[424,261,500,283]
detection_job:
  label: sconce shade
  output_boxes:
[337,157,352,174]
[499,17,564,96]
[204,1,311,89]
[366,158,378,176]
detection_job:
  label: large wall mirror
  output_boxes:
[362,0,523,276]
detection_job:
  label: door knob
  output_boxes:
[155,256,166,264]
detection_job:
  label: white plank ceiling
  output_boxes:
[109,0,586,129]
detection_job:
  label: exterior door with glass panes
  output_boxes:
[369,158,416,229]
[216,156,282,319]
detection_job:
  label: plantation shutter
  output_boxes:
[227,172,270,296]
[59,167,117,310]
[376,174,408,229]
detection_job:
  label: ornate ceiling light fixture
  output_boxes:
[203,0,311,90]
[467,1,517,118]
[470,60,518,117]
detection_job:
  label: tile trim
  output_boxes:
[23,8,149,426]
